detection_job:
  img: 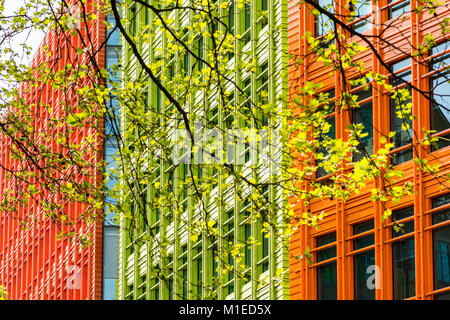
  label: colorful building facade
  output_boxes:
[118,0,290,300]
[0,0,449,301]
[288,0,450,300]
[0,1,119,300]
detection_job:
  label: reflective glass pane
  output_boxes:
[433,226,450,291]
[318,262,337,300]
[354,250,376,300]
[316,233,337,299]
[354,220,374,234]
[354,220,374,249]
[391,148,413,166]
[390,59,413,163]
[435,291,450,300]
[431,42,450,149]
[317,232,336,247]
[317,116,336,177]
[388,0,410,19]
[392,206,414,237]
[315,0,334,37]
[317,246,337,262]
[432,194,450,224]
[393,237,415,299]
[353,101,373,161]
[103,278,116,300]
[433,194,450,208]
[434,292,450,300]
[102,226,118,300]
[352,0,372,33]
[107,15,121,46]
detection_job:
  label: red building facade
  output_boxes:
[0,1,106,300]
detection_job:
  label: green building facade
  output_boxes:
[118,0,289,300]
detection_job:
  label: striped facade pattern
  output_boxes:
[0,1,105,300]
[118,0,290,300]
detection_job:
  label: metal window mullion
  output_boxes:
[248,0,258,298]
[146,14,156,297]
[217,191,225,299]
[160,5,172,300]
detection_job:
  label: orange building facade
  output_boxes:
[288,0,450,300]
[0,2,106,300]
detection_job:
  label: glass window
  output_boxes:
[224,209,235,296]
[104,137,118,224]
[244,4,251,30]
[179,244,188,299]
[168,276,173,300]
[435,291,450,300]
[390,58,413,165]
[351,0,372,34]
[197,37,204,72]
[243,4,251,44]
[209,240,219,294]
[183,52,189,75]
[390,58,412,85]
[193,244,203,298]
[240,202,252,279]
[430,41,450,150]
[392,206,414,237]
[317,90,335,178]
[260,0,268,28]
[106,15,121,46]
[315,0,334,37]
[353,220,374,244]
[432,195,450,298]
[317,116,335,177]
[352,86,373,161]
[156,85,162,114]
[393,238,415,299]
[316,232,337,300]
[353,220,375,300]
[129,4,137,35]
[106,45,121,82]
[137,274,146,299]
[388,0,410,20]
[262,233,269,272]
[102,226,119,300]
[228,2,235,35]
[244,223,251,267]
[150,278,160,300]
[392,207,415,299]
[261,0,268,11]
[432,194,450,209]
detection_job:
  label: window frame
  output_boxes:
[314,0,335,38]
[426,194,450,299]
[349,219,376,300]
[388,57,414,166]
[386,0,410,20]
[348,80,374,162]
[316,89,337,179]
[387,206,416,300]
[348,0,373,34]
[312,231,338,300]
[428,41,450,151]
